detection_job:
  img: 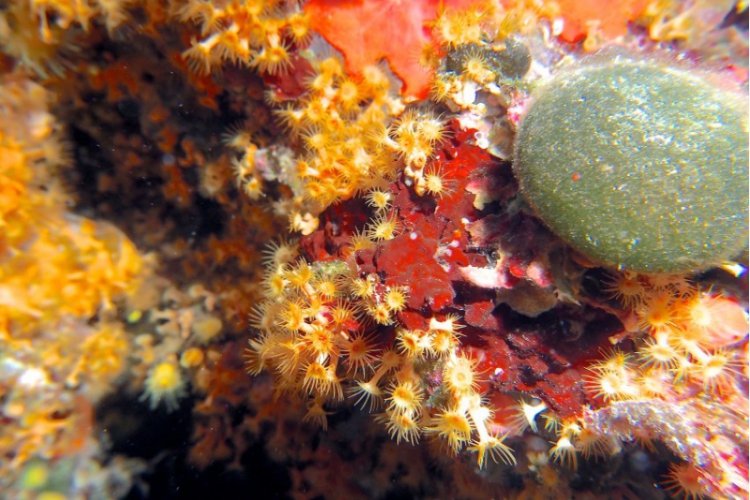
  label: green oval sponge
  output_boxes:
[514,55,748,274]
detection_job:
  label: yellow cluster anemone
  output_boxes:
[0,76,153,478]
[246,242,516,468]
[542,271,748,476]
[178,0,310,77]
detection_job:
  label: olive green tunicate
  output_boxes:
[513,54,749,274]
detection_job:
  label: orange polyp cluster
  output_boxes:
[389,109,449,194]
[0,78,147,331]
[378,338,516,468]
[246,246,377,415]
[587,275,747,401]
[246,236,516,467]
[261,56,404,230]
[9,1,739,494]
[280,58,401,205]
[431,5,488,49]
[427,1,550,103]
[0,77,158,478]
[237,40,451,233]
[0,0,132,77]
[179,0,300,77]
[553,270,749,484]
[373,318,515,467]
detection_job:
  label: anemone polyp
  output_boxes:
[142,361,186,412]
[514,53,748,274]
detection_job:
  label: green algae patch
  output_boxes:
[514,55,748,274]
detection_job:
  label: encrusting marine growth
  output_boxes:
[0,0,747,498]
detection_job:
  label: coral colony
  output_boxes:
[0,1,747,499]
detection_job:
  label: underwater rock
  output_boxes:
[514,53,749,274]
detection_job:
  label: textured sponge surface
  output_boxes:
[514,55,748,274]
